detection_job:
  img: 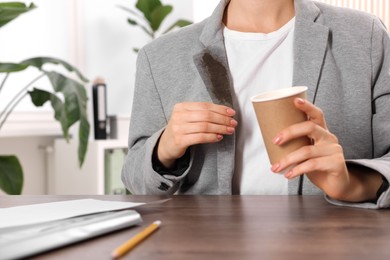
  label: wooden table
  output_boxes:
[1,195,389,259]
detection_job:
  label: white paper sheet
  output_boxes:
[0,199,145,229]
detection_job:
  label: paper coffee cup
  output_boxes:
[251,86,311,165]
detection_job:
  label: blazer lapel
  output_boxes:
[290,0,330,194]
[293,0,330,103]
[193,0,233,107]
[193,0,235,194]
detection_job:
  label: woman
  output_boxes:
[122,0,390,209]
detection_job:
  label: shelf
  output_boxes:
[0,111,62,138]
[52,138,128,195]
[92,139,128,150]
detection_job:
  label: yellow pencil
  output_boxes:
[111,220,161,259]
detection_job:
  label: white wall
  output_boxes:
[193,0,220,22]
[0,0,73,112]
[0,0,194,117]
[77,0,194,116]
[0,136,56,194]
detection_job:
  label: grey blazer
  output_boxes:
[122,0,390,209]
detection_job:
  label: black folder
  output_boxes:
[92,81,107,139]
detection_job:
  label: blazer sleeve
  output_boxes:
[121,48,193,195]
[327,17,390,209]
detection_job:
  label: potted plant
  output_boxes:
[119,0,192,52]
[0,2,90,195]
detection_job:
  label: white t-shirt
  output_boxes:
[224,18,295,195]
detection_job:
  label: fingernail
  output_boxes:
[296,98,305,104]
[271,163,280,172]
[217,135,223,140]
[273,135,282,145]
[230,119,238,127]
[227,127,235,134]
[227,108,236,116]
[285,170,293,178]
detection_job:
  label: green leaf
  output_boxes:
[135,0,162,22]
[0,57,89,83]
[45,71,90,166]
[118,4,153,36]
[77,116,90,167]
[139,24,154,38]
[126,21,154,38]
[127,18,138,26]
[29,88,69,138]
[21,57,88,83]
[28,71,90,166]
[163,19,192,34]
[0,155,23,195]
[0,62,29,73]
[133,48,140,53]
[0,2,36,28]
[150,5,172,31]
[118,5,144,20]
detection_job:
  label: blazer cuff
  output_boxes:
[324,159,390,209]
[152,145,191,177]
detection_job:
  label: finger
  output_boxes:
[272,144,343,173]
[273,121,333,145]
[175,102,236,116]
[284,153,343,179]
[180,133,224,147]
[177,122,235,135]
[294,98,327,129]
[177,110,238,127]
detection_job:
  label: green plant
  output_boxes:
[119,0,192,52]
[0,2,90,195]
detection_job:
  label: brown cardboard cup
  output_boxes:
[251,86,311,166]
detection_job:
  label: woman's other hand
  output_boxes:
[157,102,237,169]
[271,98,382,202]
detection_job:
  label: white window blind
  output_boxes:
[316,0,390,31]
